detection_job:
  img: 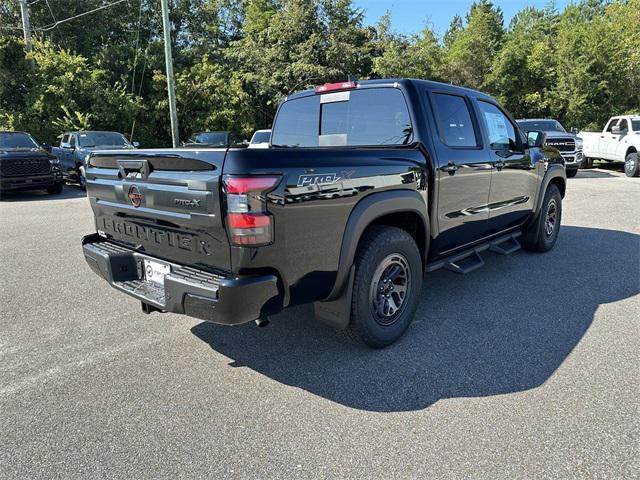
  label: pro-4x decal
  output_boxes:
[297,173,341,187]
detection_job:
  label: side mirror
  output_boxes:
[611,125,624,134]
[41,143,52,152]
[570,127,578,134]
[132,141,140,148]
[527,130,546,148]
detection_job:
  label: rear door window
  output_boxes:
[272,88,412,147]
[431,93,478,147]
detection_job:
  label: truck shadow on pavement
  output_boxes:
[192,226,639,412]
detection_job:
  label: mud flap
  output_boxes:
[313,265,355,330]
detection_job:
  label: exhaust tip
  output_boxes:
[255,318,270,328]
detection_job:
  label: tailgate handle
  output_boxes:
[118,159,150,179]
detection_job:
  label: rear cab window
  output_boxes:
[271,87,413,147]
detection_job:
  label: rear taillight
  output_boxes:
[223,176,280,246]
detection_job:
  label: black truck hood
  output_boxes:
[0,149,54,160]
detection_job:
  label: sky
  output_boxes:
[355,0,574,37]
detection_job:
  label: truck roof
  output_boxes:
[516,118,561,122]
[285,78,495,102]
[65,130,124,135]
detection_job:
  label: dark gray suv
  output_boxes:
[517,119,584,178]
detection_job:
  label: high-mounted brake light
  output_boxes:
[223,175,280,246]
[315,81,357,94]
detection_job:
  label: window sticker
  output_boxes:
[484,112,509,145]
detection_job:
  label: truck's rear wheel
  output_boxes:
[345,225,422,348]
[522,184,562,253]
[624,152,639,177]
[582,157,593,169]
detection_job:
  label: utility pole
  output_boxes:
[18,0,33,53]
[160,0,179,148]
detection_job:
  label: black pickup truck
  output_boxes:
[0,131,63,196]
[82,79,565,347]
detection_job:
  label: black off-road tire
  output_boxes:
[624,152,640,177]
[78,166,87,191]
[343,225,422,348]
[521,184,562,253]
[581,157,593,169]
[47,182,63,195]
[566,168,578,178]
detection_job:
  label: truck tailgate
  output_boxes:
[85,149,231,271]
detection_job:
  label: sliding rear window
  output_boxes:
[271,88,412,147]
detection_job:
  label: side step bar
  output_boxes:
[489,236,521,255]
[427,232,522,275]
[444,250,484,275]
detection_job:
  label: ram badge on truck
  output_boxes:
[81,79,566,348]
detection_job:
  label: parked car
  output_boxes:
[182,131,244,148]
[0,131,63,197]
[52,131,138,190]
[81,78,565,348]
[578,115,640,176]
[516,119,584,178]
[248,129,271,149]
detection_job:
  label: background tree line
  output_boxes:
[0,0,638,146]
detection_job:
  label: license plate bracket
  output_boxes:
[143,259,170,286]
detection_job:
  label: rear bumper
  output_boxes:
[0,171,62,191]
[82,233,282,325]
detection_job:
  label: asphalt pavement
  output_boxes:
[1,166,638,479]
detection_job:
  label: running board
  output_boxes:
[489,236,521,255]
[427,232,522,275]
[444,250,484,274]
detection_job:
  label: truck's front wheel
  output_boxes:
[345,225,422,348]
[47,181,63,195]
[522,184,562,252]
[78,166,87,191]
[625,152,639,177]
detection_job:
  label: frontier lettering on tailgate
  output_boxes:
[101,218,212,256]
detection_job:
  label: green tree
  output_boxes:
[488,6,559,119]
[443,0,505,90]
[372,13,443,80]
[553,0,640,128]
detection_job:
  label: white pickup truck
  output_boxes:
[579,115,640,177]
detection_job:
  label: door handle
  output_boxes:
[494,160,505,171]
[442,161,459,175]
